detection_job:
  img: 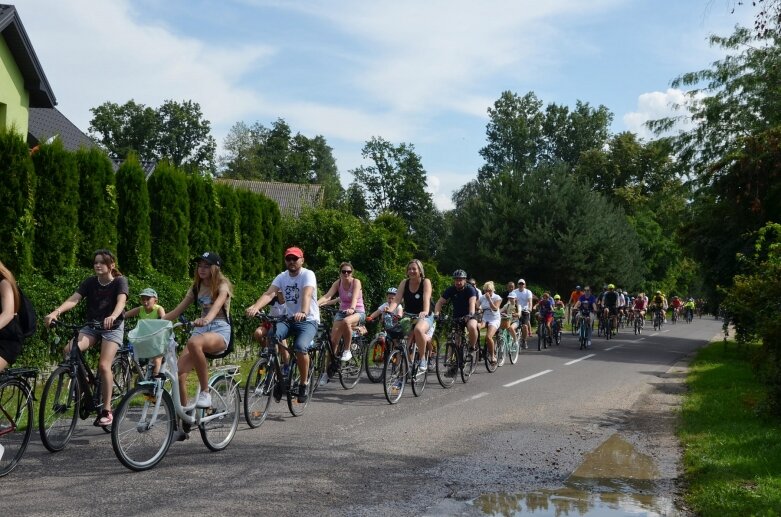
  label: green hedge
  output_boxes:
[116,155,152,274]
[0,129,36,274]
[75,147,117,267]
[148,161,190,277]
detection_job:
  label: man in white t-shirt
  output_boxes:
[246,246,319,404]
[513,278,534,349]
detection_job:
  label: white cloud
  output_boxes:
[622,88,699,140]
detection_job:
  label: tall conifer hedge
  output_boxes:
[148,161,190,277]
[260,196,283,276]
[75,147,117,266]
[188,173,217,256]
[116,155,151,274]
[238,189,264,282]
[0,130,36,273]
[216,183,242,280]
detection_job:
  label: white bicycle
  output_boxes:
[110,319,240,471]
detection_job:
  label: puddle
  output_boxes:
[464,434,682,516]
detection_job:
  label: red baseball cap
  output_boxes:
[284,247,304,259]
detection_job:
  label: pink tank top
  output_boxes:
[339,281,365,312]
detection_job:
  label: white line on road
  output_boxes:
[604,345,622,351]
[564,354,596,365]
[503,369,553,387]
[466,392,489,401]
[637,337,646,341]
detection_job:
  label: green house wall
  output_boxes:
[0,33,29,136]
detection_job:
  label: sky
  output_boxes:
[16,0,754,210]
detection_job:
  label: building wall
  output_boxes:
[0,34,29,136]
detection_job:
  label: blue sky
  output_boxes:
[19,0,754,209]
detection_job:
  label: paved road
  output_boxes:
[3,317,723,516]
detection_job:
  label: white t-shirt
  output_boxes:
[479,293,502,323]
[514,288,533,312]
[272,268,320,323]
[377,301,403,327]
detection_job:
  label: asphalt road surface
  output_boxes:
[3,316,723,516]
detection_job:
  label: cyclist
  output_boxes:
[317,261,366,363]
[0,261,23,372]
[386,259,434,372]
[633,291,647,320]
[434,269,478,359]
[533,292,554,350]
[124,287,166,373]
[505,281,515,300]
[367,287,404,323]
[567,285,584,323]
[477,281,502,366]
[44,249,129,426]
[670,295,682,322]
[683,298,696,322]
[500,291,518,347]
[246,247,319,404]
[650,290,667,323]
[552,294,566,335]
[573,286,598,348]
[165,252,233,411]
[602,284,619,334]
[512,279,533,349]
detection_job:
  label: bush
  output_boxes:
[237,190,265,283]
[116,155,152,274]
[75,147,117,267]
[0,129,36,274]
[148,161,190,277]
[188,173,218,257]
[215,183,242,280]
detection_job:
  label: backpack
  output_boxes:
[16,286,37,339]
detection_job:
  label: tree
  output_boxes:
[115,154,151,274]
[215,183,242,280]
[237,190,265,283]
[75,147,117,267]
[89,99,216,172]
[0,129,35,274]
[187,173,218,256]
[148,162,190,277]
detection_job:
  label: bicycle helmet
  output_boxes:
[576,285,581,290]
[608,283,615,289]
[452,269,467,279]
[386,287,397,295]
[553,294,561,300]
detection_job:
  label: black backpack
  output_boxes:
[16,286,37,339]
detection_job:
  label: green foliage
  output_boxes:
[259,196,283,277]
[115,154,151,274]
[0,129,36,274]
[156,99,217,172]
[215,183,242,280]
[75,147,117,267]
[187,173,218,256]
[237,189,265,282]
[148,161,190,277]
[32,140,79,276]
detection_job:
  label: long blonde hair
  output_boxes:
[0,261,19,312]
[192,264,234,308]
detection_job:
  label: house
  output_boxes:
[217,179,324,217]
[0,4,93,150]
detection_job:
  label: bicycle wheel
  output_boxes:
[339,337,365,390]
[200,375,240,451]
[383,349,407,404]
[484,338,498,373]
[496,331,506,367]
[364,335,386,383]
[111,386,174,471]
[286,358,313,417]
[411,345,430,397]
[0,379,33,477]
[39,366,80,452]
[243,357,273,428]
[309,342,326,394]
[507,333,519,364]
[111,356,132,402]
[461,345,477,384]
[435,340,457,389]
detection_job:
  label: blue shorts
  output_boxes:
[274,319,318,353]
[80,322,125,346]
[334,311,366,325]
[192,319,231,350]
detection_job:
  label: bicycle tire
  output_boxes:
[309,340,327,394]
[111,386,174,471]
[484,337,498,373]
[496,331,506,367]
[39,366,80,452]
[200,375,240,451]
[507,334,519,364]
[461,345,477,384]
[244,357,274,428]
[410,349,427,397]
[435,340,457,389]
[364,335,386,383]
[0,378,34,477]
[383,348,406,404]
[286,357,313,416]
[111,356,132,402]
[339,337,365,390]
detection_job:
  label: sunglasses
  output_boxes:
[341,270,353,274]
[285,256,300,262]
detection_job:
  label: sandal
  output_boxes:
[95,409,113,427]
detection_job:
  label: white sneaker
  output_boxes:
[419,360,428,372]
[340,350,353,362]
[318,372,330,386]
[195,391,212,408]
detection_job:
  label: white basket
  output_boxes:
[128,320,173,359]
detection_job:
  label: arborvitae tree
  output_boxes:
[32,140,79,275]
[237,189,264,282]
[215,183,242,280]
[148,161,190,277]
[188,173,217,256]
[116,154,151,274]
[0,129,36,273]
[259,196,283,276]
[75,147,117,266]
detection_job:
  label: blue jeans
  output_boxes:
[274,319,318,353]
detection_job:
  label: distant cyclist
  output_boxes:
[434,269,479,358]
[512,279,534,349]
[573,286,598,348]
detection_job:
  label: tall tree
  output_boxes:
[0,130,36,274]
[156,100,217,172]
[75,147,117,267]
[115,154,151,274]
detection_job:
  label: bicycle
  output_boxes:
[684,307,694,324]
[0,367,37,477]
[652,307,664,331]
[382,314,429,404]
[38,320,132,452]
[671,308,679,324]
[578,312,593,350]
[434,315,477,388]
[319,307,366,390]
[495,316,518,366]
[552,316,563,346]
[110,318,240,471]
[633,310,644,335]
[536,315,551,351]
[364,313,396,383]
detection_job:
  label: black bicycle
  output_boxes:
[319,307,366,390]
[435,315,477,388]
[38,320,130,452]
[382,314,429,404]
[0,367,37,477]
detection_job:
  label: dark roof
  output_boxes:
[111,158,158,179]
[28,107,95,151]
[0,4,55,108]
[217,179,324,217]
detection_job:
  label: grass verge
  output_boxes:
[680,340,781,516]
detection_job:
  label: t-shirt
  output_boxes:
[537,298,554,316]
[441,284,478,319]
[272,268,320,323]
[514,288,533,312]
[578,294,597,313]
[377,302,403,327]
[603,291,619,308]
[77,276,129,323]
[137,304,162,320]
[479,293,502,323]
[553,301,566,318]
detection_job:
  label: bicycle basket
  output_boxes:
[128,319,173,359]
[386,316,412,339]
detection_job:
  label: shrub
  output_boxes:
[116,155,152,274]
[148,161,190,277]
[75,147,117,266]
[237,189,265,283]
[215,183,242,280]
[188,173,218,256]
[0,129,36,274]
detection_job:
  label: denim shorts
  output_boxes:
[80,322,125,346]
[192,319,231,350]
[274,319,318,353]
[334,311,366,325]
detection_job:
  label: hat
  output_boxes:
[517,278,526,285]
[284,246,304,259]
[507,291,517,298]
[139,287,158,298]
[198,251,222,267]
